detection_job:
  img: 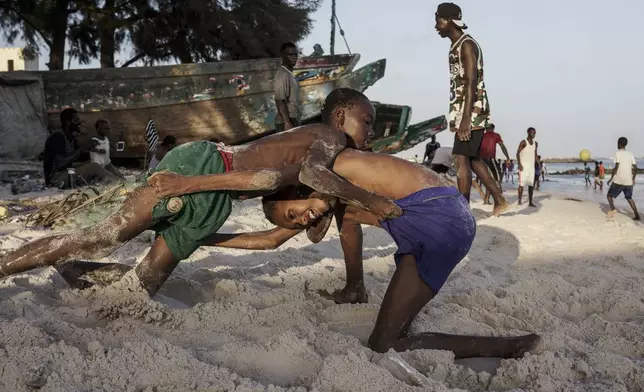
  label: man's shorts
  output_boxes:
[151,141,232,260]
[453,129,484,158]
[607,183,634,200]
[482,157,500,182]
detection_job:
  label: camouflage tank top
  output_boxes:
[449,34,491,130]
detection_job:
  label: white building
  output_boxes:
[0,47,39,72]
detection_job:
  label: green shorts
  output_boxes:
[151,141,232,260]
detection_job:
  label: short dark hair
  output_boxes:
[618,137,628,147]
[60,108,77,125]
[488,124,495,130]
[527,127,535,132]
[95,119,108,129]
[261,186,313,224]
[161,135,177,147]
[321,88,369,124]
[280,42,297,52]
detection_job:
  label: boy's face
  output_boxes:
[267,198,331,229]
[337,97,376,150]
[96,121,111,137]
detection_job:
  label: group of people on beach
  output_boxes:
[11,2,618,359]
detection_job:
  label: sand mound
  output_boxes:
[1,195,643,391]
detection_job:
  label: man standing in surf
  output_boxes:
[435,3,509,216]
[517,127,538,206]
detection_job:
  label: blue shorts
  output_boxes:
[380,186,476,293]
[608,183,634,200]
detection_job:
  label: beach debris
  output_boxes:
[377,349,435,387]
[25,184,126,228]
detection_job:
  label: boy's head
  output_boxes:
[95,119,111,137]
[485,124,495,133]
[262,186,332,229]
[321,88,375,150]
[435,3,467,38]
[618,137,628,149]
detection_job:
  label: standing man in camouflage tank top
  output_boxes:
[435,3,510,216]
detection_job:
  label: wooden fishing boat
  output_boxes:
[38,54,385,158]
[367,102,447,154]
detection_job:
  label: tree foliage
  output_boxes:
[0,0,321,69]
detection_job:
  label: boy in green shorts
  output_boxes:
[0,88,400,296]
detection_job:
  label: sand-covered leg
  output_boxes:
[369,255,542,358]
[55,261,132,289]
[134,235,179,297]
[0,186,158,278]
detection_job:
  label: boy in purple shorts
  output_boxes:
[260,148,542,358]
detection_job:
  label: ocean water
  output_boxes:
[500,158,644,210]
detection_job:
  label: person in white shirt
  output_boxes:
[91,119,125,180]
[606,137,639,220]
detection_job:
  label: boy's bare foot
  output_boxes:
[318,285,368,304]
[509,333,544,358]
[634,215,641,221]
[492,200,512,217]
[529,203,536,207]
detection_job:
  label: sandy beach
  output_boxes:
[1,186,643,391]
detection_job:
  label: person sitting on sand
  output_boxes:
[257,148,541,358]
[91,119,126,180]
[517,127,538,207]
[0,88,401,296]
[43,108,121,188]
[606,137,639,221]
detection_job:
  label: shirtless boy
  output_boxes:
[259,148,542,358]
[0,88,400,296]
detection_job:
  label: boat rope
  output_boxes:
[330,0,336,55]
[334,13,351,54]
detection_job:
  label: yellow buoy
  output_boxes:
[579,149,591,162]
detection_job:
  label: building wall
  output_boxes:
[0,48,39,71]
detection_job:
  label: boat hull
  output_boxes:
[40,55,386,158]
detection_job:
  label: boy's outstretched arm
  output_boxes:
[201,227,303,250]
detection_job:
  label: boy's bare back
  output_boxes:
[332,149,456,201]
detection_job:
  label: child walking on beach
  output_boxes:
[606,137,639,220]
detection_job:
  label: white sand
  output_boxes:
[1,191,643,391]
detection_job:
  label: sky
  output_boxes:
[3,0,644,158]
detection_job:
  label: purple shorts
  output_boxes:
[381,186,476,293]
